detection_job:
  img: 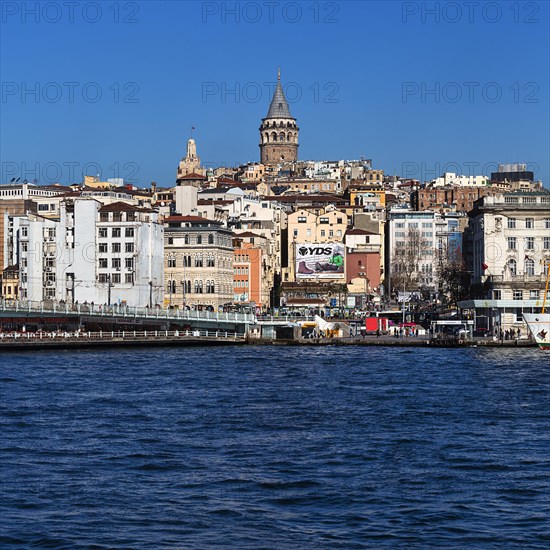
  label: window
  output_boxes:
[125,228,134,238]
[293,229,298,237]
[337,218,343,224]
[184,235,189,244]
[113,213,122,222]
[112,243,121,253]
[525,218,534,229]
[194,280,203,293]
[208,234,214,244]
[508,217,516,229]
[320,230,326,237]
[525,237,534,250]
[329,230,334,237]
[525,258,535,276]
[21,227,28,237]
[206,280,215,294]
[493,289,502,300]
[184,255,191,267]
[98,258,108,268]
[306,229,311,237]
[507,237,517,250]
[112,228,121,238]
[98,274,109,283]
[544,237,550,250]
[112,258,121,269]
[168,237,173,245]
[98,228,108,238]
[100,213,109,222]
[167,280,176,294]
[196,235,202,244]
[529,290,539,300]
[545,218,550,229]
[125,243,134,253]
[297,216,307,223]
[125,258,134,269]
[337,230,342,237]
[125,273,134,284]
[195,254,203,267]
[513,289,523,300]
[207,255,215,267]
[320,217,329,224]
[507,259,517,275]
[111,273,121,284]
[98,243,108,253]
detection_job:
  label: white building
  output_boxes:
[459,191,550,332]
[18,199,164,306]
[431,172,489,187]
[387,209,464,296]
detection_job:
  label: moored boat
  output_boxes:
[523,313,550,350]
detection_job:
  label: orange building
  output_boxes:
[233,241,263,307]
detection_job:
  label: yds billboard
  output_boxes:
[296,243,345,279]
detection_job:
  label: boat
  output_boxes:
[523,261,550,350]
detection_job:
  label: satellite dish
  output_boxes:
[23,179,28,184]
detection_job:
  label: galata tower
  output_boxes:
[259,69,299,165]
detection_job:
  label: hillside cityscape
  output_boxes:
[1,72,548,336]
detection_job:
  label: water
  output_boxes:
[1,346,549,548]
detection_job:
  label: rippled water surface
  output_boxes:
[1,346,549,548]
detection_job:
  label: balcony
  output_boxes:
[487,273,548,284]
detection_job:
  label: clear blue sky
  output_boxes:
[1,1,549,187]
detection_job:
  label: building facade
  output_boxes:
[163,215,233,308]
[460,191,550,331]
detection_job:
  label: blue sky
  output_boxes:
[1,0,549,187]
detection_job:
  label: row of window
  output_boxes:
[166,280,216,294]
[234,267,249,275]
[167,234,216,245]
[507,237,550,250]
[99,228,134,238]
[98,258,134,269]
[507,258,538,276]
[167,255,216,268]
[98,273,134,284]
[234,280,248,288]
[293,229,343,238]
[99,243,134,253]
[506,218,550,229]
[494,289,543,300]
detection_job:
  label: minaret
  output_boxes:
[259,69,299,165]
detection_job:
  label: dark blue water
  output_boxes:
[1,346,549,548]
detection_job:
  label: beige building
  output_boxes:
[284,205,349,282]
[163,215,233,308]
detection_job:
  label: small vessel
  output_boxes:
[523,261,550,350]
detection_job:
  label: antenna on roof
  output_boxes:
[10,178,15,182]
[15,178,20,182]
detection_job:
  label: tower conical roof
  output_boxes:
[266,70,292,119]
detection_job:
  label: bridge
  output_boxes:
[0,300,256,335]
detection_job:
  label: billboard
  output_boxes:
[296,243,345,279]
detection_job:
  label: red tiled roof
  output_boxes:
[179,172,207,180]
[164,215,219,224]
[98,201,151,213]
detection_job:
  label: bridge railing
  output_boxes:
[0,299,256,324]
[0,328,245,341]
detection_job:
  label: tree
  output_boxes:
[436,244,470,306]
[390,226,426,294]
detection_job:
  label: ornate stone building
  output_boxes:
[163,215,234,308]
[259,70,299,165]
[177,137,204,182]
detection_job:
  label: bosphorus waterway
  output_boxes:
[1,346,549,548]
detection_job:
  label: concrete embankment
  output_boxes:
[0,334,536,351]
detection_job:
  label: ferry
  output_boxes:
[523,262,550,350]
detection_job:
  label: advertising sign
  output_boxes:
[296,243,345,279]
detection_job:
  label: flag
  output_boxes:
[482,262,488,270]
